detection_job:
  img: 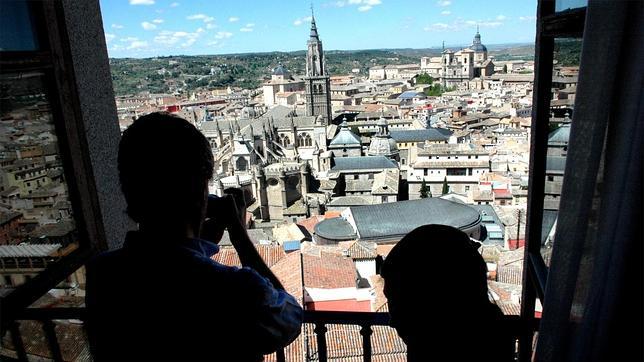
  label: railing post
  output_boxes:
[275,348,286,362]
[42,320,64,362]
[360,324,373,362]
[314,322,328,362]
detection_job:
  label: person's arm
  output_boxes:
[227,220,285,290]
[211,194,285,289]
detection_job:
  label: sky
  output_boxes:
[100,0,540,58]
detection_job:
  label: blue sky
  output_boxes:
[100,0,539,58]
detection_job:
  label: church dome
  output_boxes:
[272,63,289,76]
[471,31,487,52]
[330,119,361,146]
[367,116,399,158]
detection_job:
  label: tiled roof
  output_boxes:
[0,244,62,258]
[271,251,304,305]
[211,244,286,268]
[1,320,90,361]
[303,250,356,289]
[376,244,395,258]
[390,128,452,143]
[331,156,397,172]
[304,323,406,361]
[371,169,399,195]
[347,241,377,260]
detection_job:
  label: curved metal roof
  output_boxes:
[314,198,482,242]
[314,217,356,241]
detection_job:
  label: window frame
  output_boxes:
[519,1,586,360]
[0,0,116,322]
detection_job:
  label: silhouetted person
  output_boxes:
[86,112,302,361]
[381,224,513,362]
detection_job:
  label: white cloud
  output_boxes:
[441,10,451,15]
[437,0,451,6]
[196,27,205,33]
[152,19,164,24]
[111,23,124,29]
[341,0,382,12]
[104,33,116,43]
[170,2,179,7]
[129,0,154,5]
[519,15,537,21]
[496,14,507,20]
[208,40,219,46]
[424,22,450,31]
[206,23,217,29]
[240,23,255,32]
[120,36,139,42]
[215,31,233,39]
[153,30,200,47]
[141,22,157,30]
[228,17,239,22]
[187,14,214,23]
[293,16,313,26]
[424,18,503,32]
[127,40,148,49]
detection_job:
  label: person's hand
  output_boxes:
[209,194,244,230]
[201,194,243,243]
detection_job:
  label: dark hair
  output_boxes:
[381,224,489,304]
[118,112,214,224]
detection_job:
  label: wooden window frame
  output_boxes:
[0,0,122,324]
[519,1,586,360]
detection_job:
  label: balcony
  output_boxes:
[3,308,537,362]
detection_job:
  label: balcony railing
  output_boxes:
[4,307,537,362]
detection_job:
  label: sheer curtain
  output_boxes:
[535,1,643,361]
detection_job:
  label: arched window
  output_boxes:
[297,134,305,147]
[305,134,312,147]
[236,157,248,171]
[279,134,290,147]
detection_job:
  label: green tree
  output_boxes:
[416,73,434,85]
[419,179,429,198]
[441,176,449,195]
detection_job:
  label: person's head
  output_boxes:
[118,112,213,233]
[381,224,490,341]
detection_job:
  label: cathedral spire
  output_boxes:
[310,4,319,39]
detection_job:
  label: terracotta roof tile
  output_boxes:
[211,244,286,268]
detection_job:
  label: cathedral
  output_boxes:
[439,28,495,87]
[199,15,336,223]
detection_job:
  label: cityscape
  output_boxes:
[0,2,580,360]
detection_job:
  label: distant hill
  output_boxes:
[108,44,536,97]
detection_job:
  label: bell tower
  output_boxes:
[304,10,332,126]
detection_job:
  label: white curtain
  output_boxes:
[535,1,643,361]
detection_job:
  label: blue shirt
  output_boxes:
[86,231,302,361]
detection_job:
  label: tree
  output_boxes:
[419,179,429,198]
[503,64,508,73]
[416,73,434,85]
[441,176,449,195]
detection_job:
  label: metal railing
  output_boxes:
[4,308,536,362]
